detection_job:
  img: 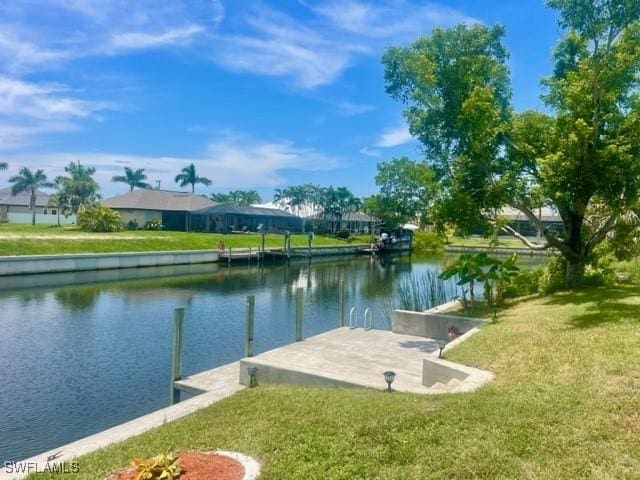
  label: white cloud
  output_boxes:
[375,124,413,147]
[0,77,116,150]
[0,122,77,151]
[210,1,479,89]
[312,0,479,39]
[110,25,205,51]
[0,1,224,73]
[0,77,113,120]
[0,1,478,89]
[337,101,375,116]
[0,30,69,73]
[359,146,381,157]
[212,6,358,89]
[0,135,342,193]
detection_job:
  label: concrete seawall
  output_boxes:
[0,250,219,276]
[445,245,552,256]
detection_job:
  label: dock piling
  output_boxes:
[295,287,303,341]
[338,279,345,327]
[171,307,185,383]
[245,295,255,357]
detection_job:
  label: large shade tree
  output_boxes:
[175,163,212,193]
[383,1,640,287]
[9,167,54,226]
[111,167,151,191]
[365,157,435,228]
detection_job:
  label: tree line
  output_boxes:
[0,162,367,233]
[273,184,363,234]
[0,162,265,225]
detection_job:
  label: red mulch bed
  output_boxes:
[108,451,245,480]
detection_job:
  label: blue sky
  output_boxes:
[0,0,560,199]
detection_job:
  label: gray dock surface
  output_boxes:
[176,328,446,395]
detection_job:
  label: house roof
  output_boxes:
[500,206,562,223]
[102,189,215,212]
[193,203,301,218]
[0,187,50,207]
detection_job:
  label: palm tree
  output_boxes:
[9,167,54,226]
[175,163,212,193]
[48,191,64,227]
[111,167,152,192]
[0,162,7,171]
[56,161,100,214]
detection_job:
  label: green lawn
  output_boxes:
[447,235,530,248]
[28,286,640,479]
[0,224,372,256]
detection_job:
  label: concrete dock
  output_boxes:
[175,326,493,395]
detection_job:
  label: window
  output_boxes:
[43,208,48,214]
[51,209,57,215]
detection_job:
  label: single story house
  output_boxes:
[305,211,380,234]
[0,187,76,225]
[191,204,303,233]
[102,189,215,231]
[500,206,563,237]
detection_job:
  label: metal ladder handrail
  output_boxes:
[363,307,373,331]
[349,307,358,329]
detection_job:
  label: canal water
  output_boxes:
[0,254,508,462]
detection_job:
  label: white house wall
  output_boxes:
[7,212,77,225]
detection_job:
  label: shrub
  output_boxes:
[131,453,181,480]
[77,205,123,232]
[412,231,445,254]
[335,229,350,239]
[144,219,163,231]
[126,219,139,230]
[538,255,566,294]
[615,258,640,284]
[503,268,543,299]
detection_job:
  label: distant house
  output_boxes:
[102,189,215,231]
[191,204,303,233]
[500,207,563,237]
[0,187,75,225]
[306,211,380,234]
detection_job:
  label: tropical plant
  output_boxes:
[439,253,492,309]
[9,167,54,226]
[77,205,123,232]
[480,254,520,306]
[175,163,211,193]
[111,167,151,192]
[130,453,181,480]
[383,2,640,288]
[54,161,100,215]
[211,189,262,206]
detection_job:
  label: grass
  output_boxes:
[27,285,640,479]
[448,235,530,248]
[0,224,372,256]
